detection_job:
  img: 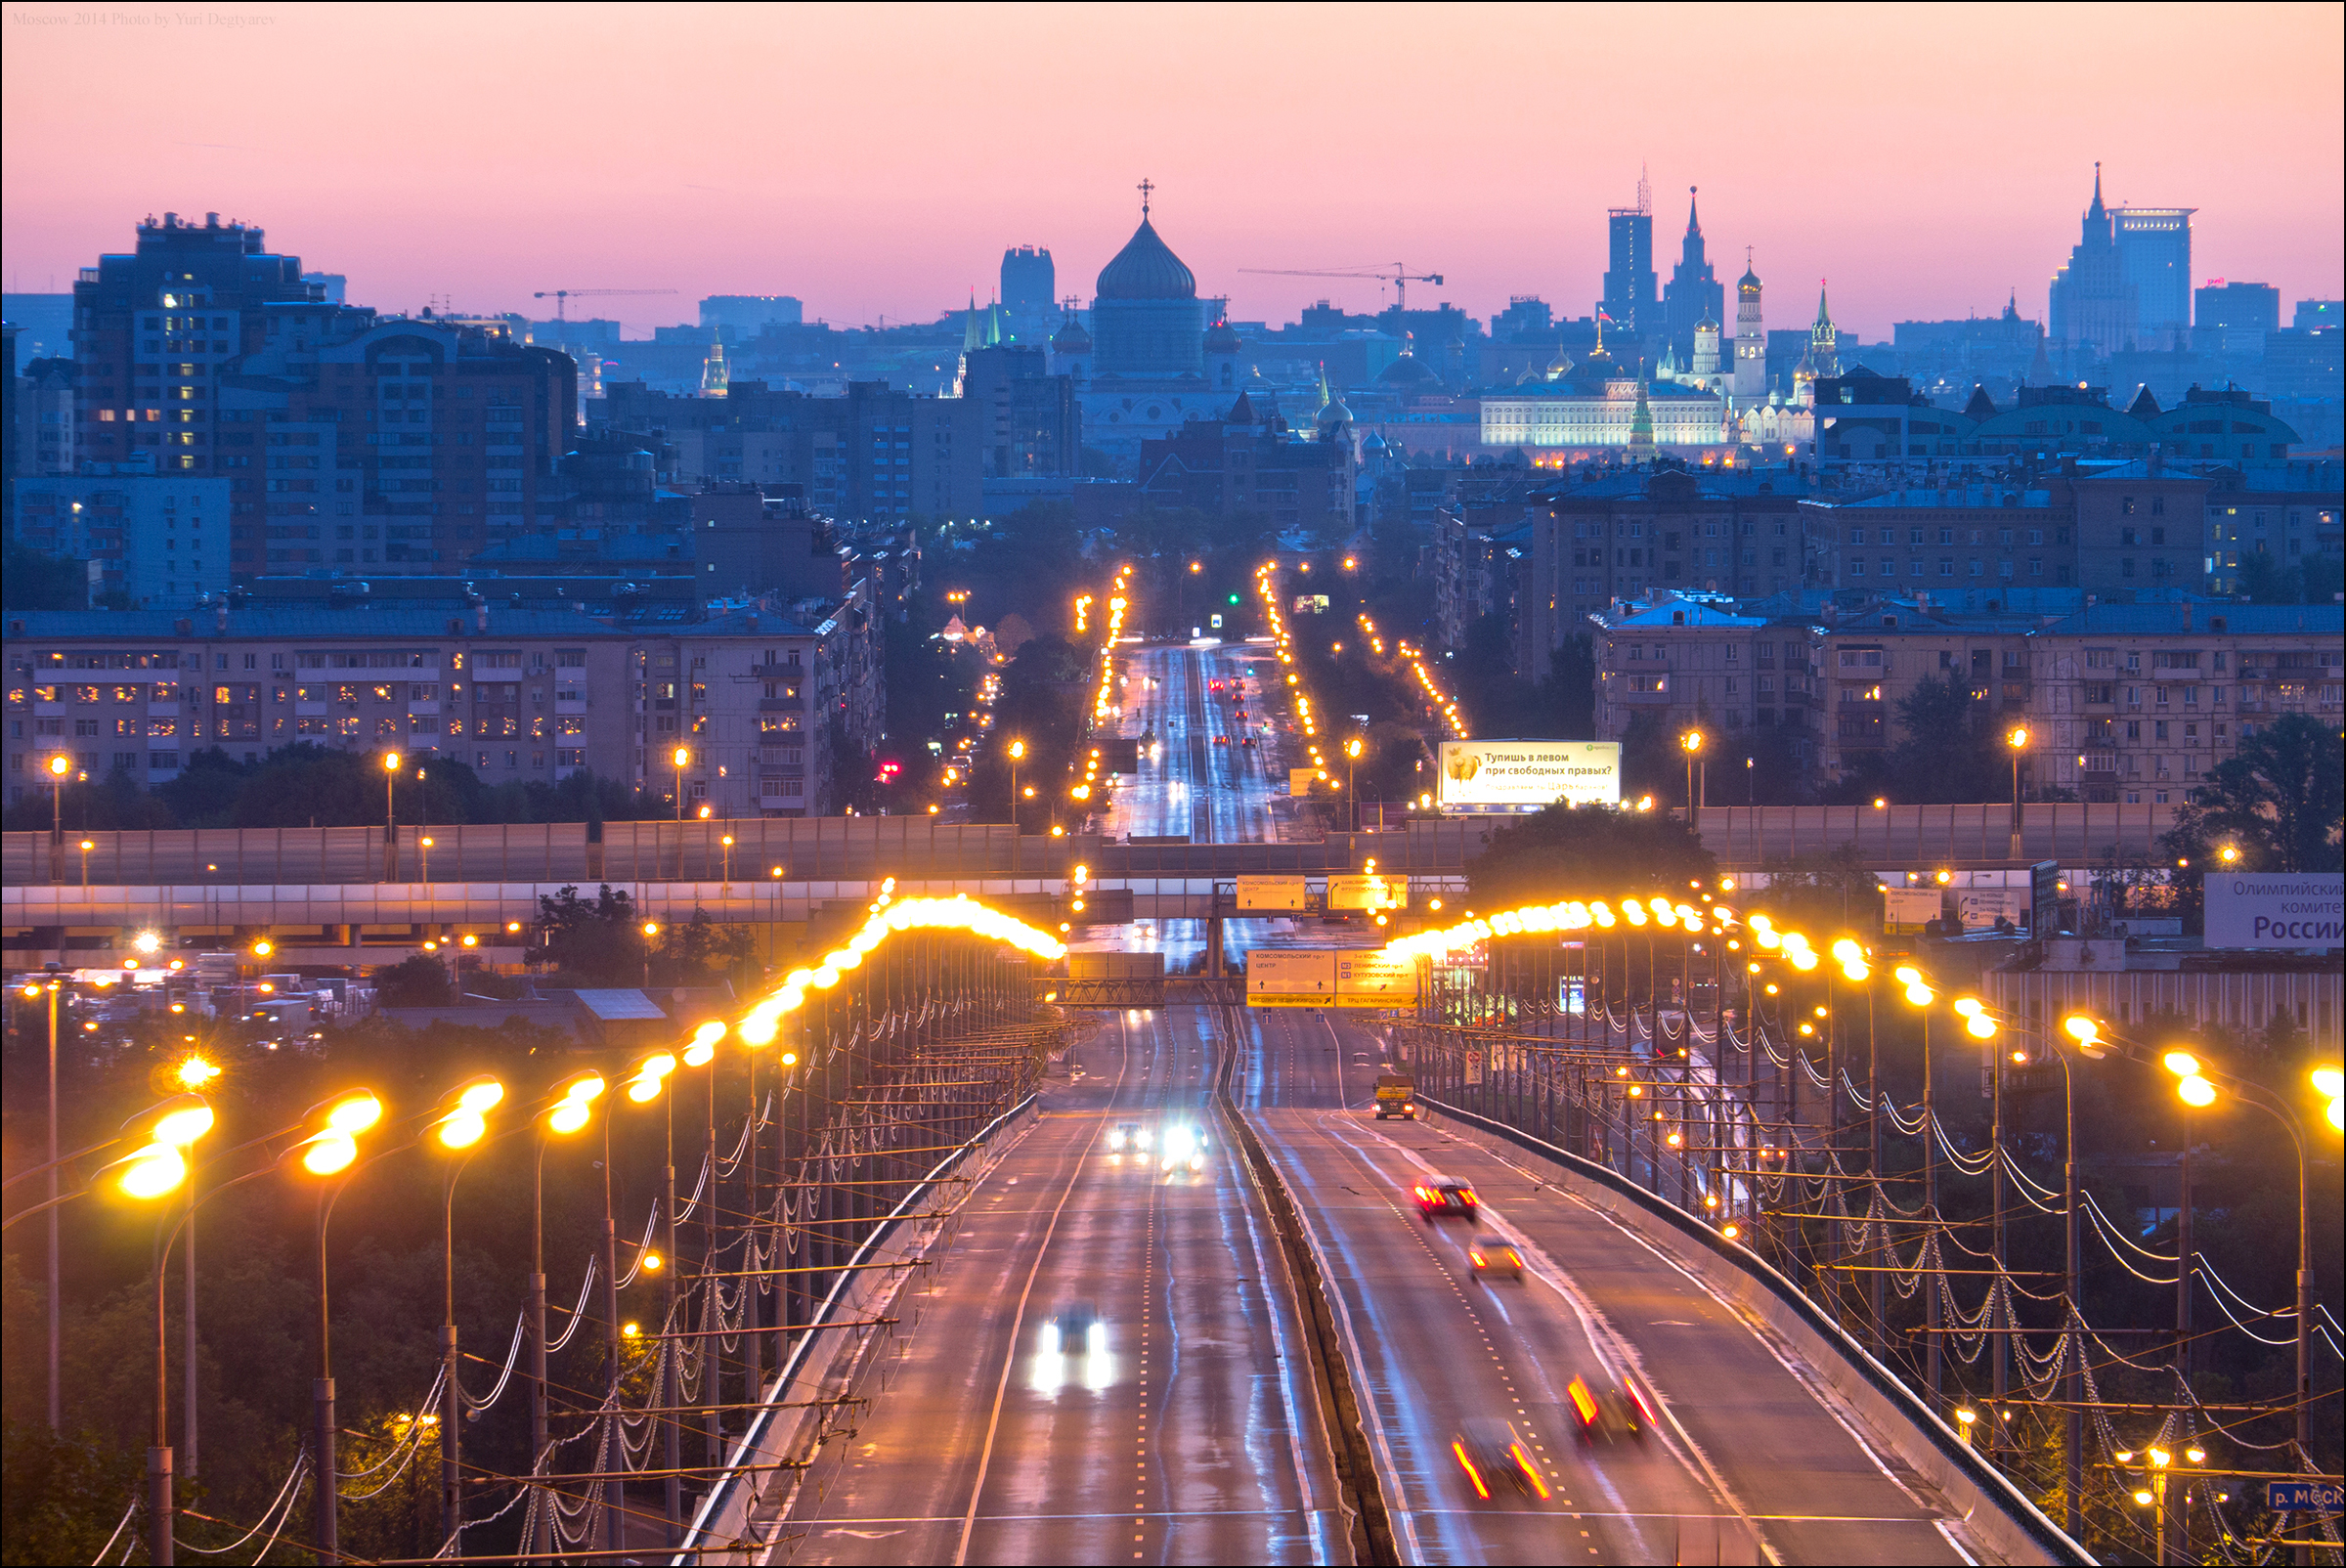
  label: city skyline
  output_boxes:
[3,3,2340,338]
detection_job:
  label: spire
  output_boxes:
[2087,160,2106,223]
[1813,280,1832,329]
[1685,185,1702,240]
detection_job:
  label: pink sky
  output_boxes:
[5,3,2340,340]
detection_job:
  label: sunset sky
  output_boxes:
[5,2,2340,339]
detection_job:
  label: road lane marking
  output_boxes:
[949,1016,1130,1566]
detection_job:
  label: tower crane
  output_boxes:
[532,287,678,324]
[1237,263,1445,313]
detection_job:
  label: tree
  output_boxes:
[1748,844,1883,934]
[533,884,644,983]
[1463,804,1717,909]
[649,908,757,988]
[373,953,456,1008]
[2163,714,2345,872]
[1888,672,1999,803]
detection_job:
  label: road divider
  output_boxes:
[1210,1002,1400,1568]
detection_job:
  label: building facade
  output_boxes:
[3,593,883,817]
[11,472,233,607]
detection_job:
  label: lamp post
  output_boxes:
[427,1076,504,1555]
[79,839,94,889]
[46,753,72,883]
[1680,729,1705,821]
[1345,736,1364,833]
[602,1050,676,1550]
[1008,739,1025,869]
[298,1088,387,1568]
[34,968,63,1432]
[673,744,691,822]
[381,751,403,882]
[419,835,433,884]
[530,1072,604,1562]
[668,1023,720,1546]
[2006,726,2028,858]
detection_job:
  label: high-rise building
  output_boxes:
[2110,206,2194,349]
[1660,188,1724,361]
[71,213,365,479]
[1731,252,1767,405]
[2048,164,2135,364]
[1000,246,1055,321]
[1600,189,1656,333]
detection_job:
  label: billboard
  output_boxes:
[1327,873,1408,910]
[1336,951,1418,1007]
[1288,767,1322,797]
[1437,740,1621,813]
[1236,875,1308,912]
[1246,948,1334,1006]
[2205,873,2345,950]
[1955,889,2028,931]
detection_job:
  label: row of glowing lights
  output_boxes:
[938,670,1006,795]
[1396,638,1467,740]
[39,887,1071,1204]
[1373,898,2342,1128]
[1074,568,1133,806]
[1257,564,1330,783]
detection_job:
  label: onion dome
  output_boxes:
[1204,319,1242,353]
[1052,315,1092,353]
[1096,216,1196,300]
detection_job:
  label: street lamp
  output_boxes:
[1346,735,1365,832]
[46,753,72,882]
[530,1070,604,1557]
[1680,729,1705,818]
[673,745,691,821]
[380,751,404,881]
[293,1087,385,1568]
[2006,725,2028,856]
[427,1075,503,1553]
[1009,739,1026,870]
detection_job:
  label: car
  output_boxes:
[1159,1123,1207,1172]
[1567,1373,1657,1445]
[1208,679,1225,692]
[1239,735,1257,748]
[1108,1120,1148,1153]
[1412,1179,1478,1222]
[1467,1237,1524,1281]
[1214,734,1231,746]
[1234,708,1248,720]
[1452,1418,1550,1502]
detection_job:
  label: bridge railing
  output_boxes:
[1697,801,2179,866]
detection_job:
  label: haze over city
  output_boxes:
[4,3,2341,334]
[2,8,2340,1568]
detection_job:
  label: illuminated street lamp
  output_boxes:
[1680,729,1705,816]
[672,745,691,821]
[2006,725,2029,855]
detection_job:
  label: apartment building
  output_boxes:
[1518,469,1804,675]
[1587,597,1826,776]
[3,588,882,817]
[2020,601,2345,804]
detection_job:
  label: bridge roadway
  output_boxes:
[759,997,1988,1566]
[776,1007,1342,1565]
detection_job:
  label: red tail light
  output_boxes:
[1510,1443,1550,1499]
[1452,1440,1489,1500]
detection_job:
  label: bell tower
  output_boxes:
[1731,249,1766,405]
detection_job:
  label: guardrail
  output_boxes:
[1417,1094,2092,1568]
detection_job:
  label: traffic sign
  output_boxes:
[1236,875,1307,912]
[2267,1480,2342,1513]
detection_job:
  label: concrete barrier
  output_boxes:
[1421,1096,2090,1568]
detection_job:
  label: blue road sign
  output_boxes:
[2267,1480,2342,1513]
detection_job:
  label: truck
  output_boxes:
[1373,1073,1417,1120]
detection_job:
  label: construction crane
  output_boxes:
[532,287,678,324]
[1238,263,1445,313]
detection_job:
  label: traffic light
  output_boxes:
[1228,593,1240,605]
